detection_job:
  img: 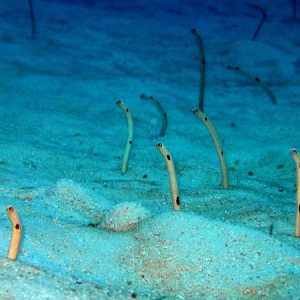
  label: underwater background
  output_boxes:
[0,0,300,299]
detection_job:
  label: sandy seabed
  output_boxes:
[0,0,300,299]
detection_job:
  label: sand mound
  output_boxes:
[101,202,150,232]
[123,212,300,298]
[48,179,112,223]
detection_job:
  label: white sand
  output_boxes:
[0,0,299,298]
